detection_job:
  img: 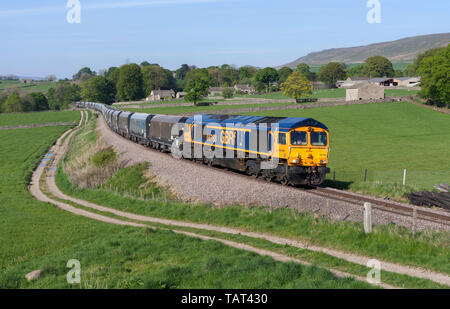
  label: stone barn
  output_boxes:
[146,90,175,101]
[346,83,385,101]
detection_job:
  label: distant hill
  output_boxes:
[280,33,450,68]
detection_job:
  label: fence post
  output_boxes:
[364,202,372,234]
[403,169,407,186]
[364,169,368,182]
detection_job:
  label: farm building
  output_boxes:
[234,84,256,94]
[367,78,395,87]
[337,77,369,88]
[176,92,187,99]
[146,90,175,102]
[346,83,385,101]
[393,77,421,87]
[20,78,33,84]
[209,87,225,96]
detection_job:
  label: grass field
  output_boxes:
[0,114,370,289]
[244,101,450,195]
[0,111,81,127]
[0,80,55,93]
[120,102,294,115]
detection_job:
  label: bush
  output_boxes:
[91,147,117,167]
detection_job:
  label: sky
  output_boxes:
[0,0,449,78]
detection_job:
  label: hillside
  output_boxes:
[281,33,450,67]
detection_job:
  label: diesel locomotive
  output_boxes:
[78,102,330,186]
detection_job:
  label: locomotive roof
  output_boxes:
[185,114,328,132]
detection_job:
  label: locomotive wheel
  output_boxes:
[280,176,289,186]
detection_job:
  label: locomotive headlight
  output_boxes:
[292,159,299,164]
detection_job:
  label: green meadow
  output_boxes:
[0,111,81,127]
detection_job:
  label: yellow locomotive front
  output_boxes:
[274,126,330,186]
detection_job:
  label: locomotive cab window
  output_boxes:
[278,133,286,145]
[311,132,328,146]
[291,131,307,146]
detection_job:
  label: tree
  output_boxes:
[296,63,309,75]
[295,63,316,81]
[278,67,293,84]
[280,72,313,103]
[417,45,449,107]
[29,92,49,111]
[361,56,394,78]
[140,61,151,67]
[1,92,33,113]
[239,66,258,84]
[406,48,443,77]
[221,64,239,87]
[253,67,279,93]
[116,63,144,101]
[3,92,23,113]
[318,62,347,87]
[142,65,170,96]
[347,64,364,77]
[48,81,81,110]
[73,67,96,81]
[207,66,224,87]
[222,88,234,99]
[81,76,116,104]
[176,64,192,80]
[184,69,211,105]
[105,67,120,88]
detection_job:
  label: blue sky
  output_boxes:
[1,0,449,78]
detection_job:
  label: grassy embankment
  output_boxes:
[0,112,370,289]
[55,112,450,282]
